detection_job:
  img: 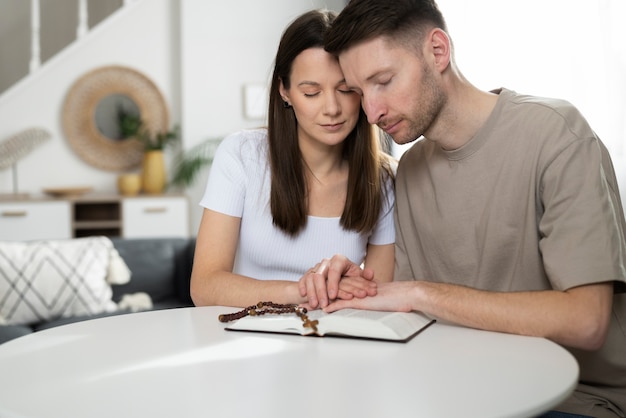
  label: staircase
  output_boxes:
[0,0,138,100]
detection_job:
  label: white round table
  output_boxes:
[0,306,578,418]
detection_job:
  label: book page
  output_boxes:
[226,314,311,335]
[319,309,434,341]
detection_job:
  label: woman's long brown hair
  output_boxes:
[267,9,393,237]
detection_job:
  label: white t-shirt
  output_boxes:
[200,128,395,282]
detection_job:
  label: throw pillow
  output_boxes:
[0,236,128,325]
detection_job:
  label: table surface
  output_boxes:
[0,306,579,418]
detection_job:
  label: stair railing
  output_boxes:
[3,0,138,101]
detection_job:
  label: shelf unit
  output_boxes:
[0,193,189,241]
[72,198,122,238]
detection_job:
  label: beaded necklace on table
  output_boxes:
[218,301,319,333]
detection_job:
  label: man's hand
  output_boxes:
[324,281,417,313]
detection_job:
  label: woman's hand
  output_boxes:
[298,256,378,308]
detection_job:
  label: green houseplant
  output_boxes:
[117,108,179,151]
[169,137,222,189]
[136,125,180,152]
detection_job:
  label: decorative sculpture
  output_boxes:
[0,127,51,196]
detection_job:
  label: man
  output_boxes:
[320,1,626,416]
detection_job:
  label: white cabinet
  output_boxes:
[0,194,189,241]
[122,196,189,238]
[0,201,72,241]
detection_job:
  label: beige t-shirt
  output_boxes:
[395,88,626,415]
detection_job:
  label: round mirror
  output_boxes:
[62,65,169,171]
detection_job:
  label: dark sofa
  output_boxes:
[0,237,196,345]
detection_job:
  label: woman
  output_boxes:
[190,9,395,309]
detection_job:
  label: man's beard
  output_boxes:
[389,65,445,145]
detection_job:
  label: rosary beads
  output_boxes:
[218,301,319,333]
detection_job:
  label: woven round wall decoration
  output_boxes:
[62,65,169,171]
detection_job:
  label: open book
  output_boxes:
[224,308,435,342]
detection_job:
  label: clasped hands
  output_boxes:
[298,254,376,309]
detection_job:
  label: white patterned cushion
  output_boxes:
[0,236,123,325]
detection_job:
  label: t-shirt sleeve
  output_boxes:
[368,173,396,246]
[539,135,626,290]
[199,132,247,217]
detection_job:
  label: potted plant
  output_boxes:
[116,106,142,140]
[135,124,180,152]
[169,137,221,190]
[117,109,179,194]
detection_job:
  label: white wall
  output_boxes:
[437,0,625,156]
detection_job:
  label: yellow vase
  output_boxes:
[117,173,142,196]
[141,150,166,194]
